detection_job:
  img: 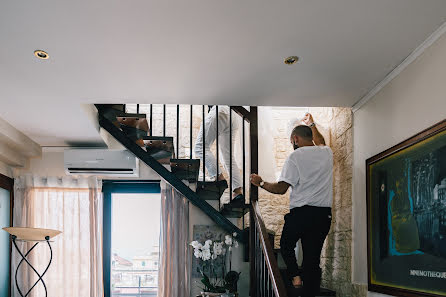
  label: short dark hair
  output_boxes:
[291,125,313,140]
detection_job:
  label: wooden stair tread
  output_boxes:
[196,181,228,200]
[119,125,148,142]
[115,112,146,119]
[220,202,249,218]
[170,159,200,182]
[142,136,172,141]
[96,104,145,118]
[143,136,174,164]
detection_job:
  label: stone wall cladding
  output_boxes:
[256,107,357,297]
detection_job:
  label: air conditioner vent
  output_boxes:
[64,149,139,177]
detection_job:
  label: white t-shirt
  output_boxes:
[278,146,333,209]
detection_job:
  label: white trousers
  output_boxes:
[194,106,242,190]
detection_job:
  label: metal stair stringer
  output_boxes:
[98,113,245,242]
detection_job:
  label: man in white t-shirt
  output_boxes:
[251,113,333,297]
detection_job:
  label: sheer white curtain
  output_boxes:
[158,181,190,297]
[12,176,103,297]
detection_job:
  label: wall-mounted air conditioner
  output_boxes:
[64,149,139,177]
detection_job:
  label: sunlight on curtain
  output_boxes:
[158,181,190,297]
[12,176,103,297]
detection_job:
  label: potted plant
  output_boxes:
[190,233,240,296]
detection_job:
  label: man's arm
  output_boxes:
[250,174,290,195]
[310,124,325,146]
[302,113,325,146]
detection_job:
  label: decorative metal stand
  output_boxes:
[12,235,53,297]
[2,227,61,297]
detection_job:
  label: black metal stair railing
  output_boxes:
[96,104,256,241]
[97,109,243,241]
[250,199,288,297]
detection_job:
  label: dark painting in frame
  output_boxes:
[367,119,446,297]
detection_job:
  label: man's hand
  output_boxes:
[250,174,263,187]
[302,113,314,126]
[302,112,325,145]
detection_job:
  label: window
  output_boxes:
[103,181,161,297]
[0,174,13,297]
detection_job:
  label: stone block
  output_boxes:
[334,207,352,232]
[351,284,367,297]
[334,108,353,138]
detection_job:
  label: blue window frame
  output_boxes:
[102,180,161,297]
[0,174,13,297]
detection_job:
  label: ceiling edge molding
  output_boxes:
[352,21,446,113]
[0,116,42,158]
[0,160,13,178]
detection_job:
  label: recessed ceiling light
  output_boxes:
[34,50,49,60]
[284,56,299,65]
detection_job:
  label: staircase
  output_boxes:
[96,104,335,297]
[96,104,250,239]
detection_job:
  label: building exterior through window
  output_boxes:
[111,193,161,297]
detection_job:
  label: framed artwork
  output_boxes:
[367,119,446,297]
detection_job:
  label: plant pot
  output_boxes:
[201,292,222,297]
[221,291,237,297]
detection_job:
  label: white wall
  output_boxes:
[352,32,446,296]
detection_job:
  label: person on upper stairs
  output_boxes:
[194,105,244,205]
[250,113,332,297]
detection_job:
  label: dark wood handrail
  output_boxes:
[251,199,288,297]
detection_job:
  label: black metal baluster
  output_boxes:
[252,231,259,297]
[242,116,246,200]
[190,105,193,159]
[150,104,153,136]
[261,252,264,297]
[255,229,258,297]
[264,254,267,297]
[176,105,180,158]
[257,235,261,297]
[250,106,259,204]
[242,210,245,232]
[202,105,206,182]
[136,104,139,114]
[250,212,256,297]
[163,104,166,137]
[267,274,271,297]
[229,108,232,201]
[216,105,220,210]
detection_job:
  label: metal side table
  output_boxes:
[2,227,62,297]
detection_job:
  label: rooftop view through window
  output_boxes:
[111,193,161,297]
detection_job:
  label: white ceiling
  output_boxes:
[0,0,445,146]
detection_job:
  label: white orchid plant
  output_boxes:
[190,232,240,293]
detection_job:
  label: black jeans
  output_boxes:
[280,205,332,297]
